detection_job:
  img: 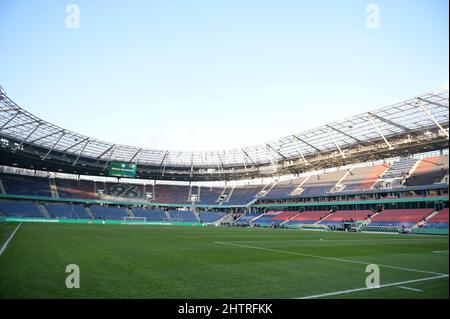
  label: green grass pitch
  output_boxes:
[0,222,448,299]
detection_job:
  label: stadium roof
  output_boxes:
[0,86,448,180]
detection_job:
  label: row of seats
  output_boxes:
[226,185,264,205]
[299,172,348,197]
[263,178,303,199]
[45,202,91,219]
[1,199,446,229]
[404,156,449,186]
[0,200,44,218]
[368,209,432,228]
[250,210,370,226]
[168,210,198,222]
[340,165,389,192]
[263,156,448,199]
[0,200,225,223]
[132,208,168,221]
[56,179,97,199]
[380,158,418,179]
[241,208,448,229]
[0,155,446,204]
[272,211,300,221]
[250,212,282,225]
[0,173,262,206]
[422,208,449,229]
[263,164,389,199]
[199,211,226,223]
[90,206,128,220]
[234,212,263,224]
[319,210,372,225]
[1,174,53,197]
[287,210,331,225]
[198,187,224,205]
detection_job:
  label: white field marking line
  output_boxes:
[240,227,448,238]
[433,250,449,254]
[214,241,448,276]
[0,222,22,257]
[360,231,448,238]
[218,238,443,243]
[397,286,423,292]
[297,275,447,299]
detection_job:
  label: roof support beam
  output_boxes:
[241,148,255,166]
[73,139,90,165]
[159,151,169,168]
[326,127,346,158]
[416,99,449,139]
[96,144,116,160]
[0,112,20,131]
[0,107,20,113]
[326,124,364,144]
[42,131,65,160]
[63,137,89,153]
[367,112,411,132]
[217,152,225,174]
[29,129,65,144]
[161,163,166,177]
[189,154,194,178]
[416,97,449,110]
[14,122,42,150]
[102,145,117,171]
[264,145,279,172]
[265,143,287,160]
[0,119,37,131]
[241,156,247,172]
[292,135,321,152]
[293,138,309,165]
[367,114,393,149]
[158,152,173,177]
[129,148,142,163]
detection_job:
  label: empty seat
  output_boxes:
[90,206,128,220]
[369,209,433,228]
[44,203,91,219]
[131,208,168,221]
[405,156,449,186]
[168,210,198,222]
[424,208,449,229]
[285,211,331,225]
[0,200,44,218]
[1,174,52,197]
[319,210,372,225]
[199,212,226,223]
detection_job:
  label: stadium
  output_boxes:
[0,0,448,307]
[0,86,448,299]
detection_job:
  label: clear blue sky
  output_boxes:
[0,0,448,152]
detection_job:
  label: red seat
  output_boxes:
[371,209,432,223]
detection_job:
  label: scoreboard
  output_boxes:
[108,162,137,178]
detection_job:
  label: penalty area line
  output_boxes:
[397,286,423,292]
[0,222,22,257]
[214,241,448,276]
[297,275,446,299]
[433,250,449,254]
